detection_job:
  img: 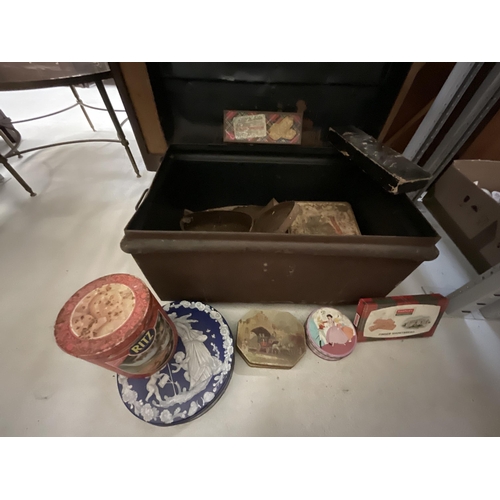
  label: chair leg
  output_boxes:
[95,79,141,178]
[0,128,22,158]
[70,85,96,132]
[0,153,36,196]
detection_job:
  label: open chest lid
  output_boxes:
[146,63,429,194]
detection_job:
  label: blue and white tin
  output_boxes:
[117,301,234,426]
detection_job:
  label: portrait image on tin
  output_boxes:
[117,301,234,426]
[306,308,356,360]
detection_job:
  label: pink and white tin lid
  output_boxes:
[305,307,357,360]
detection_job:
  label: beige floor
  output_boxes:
[1,83,499,436]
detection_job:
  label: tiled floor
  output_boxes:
[1,84,499,436]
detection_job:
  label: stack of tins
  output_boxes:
[54,274,178,378]
[305,307,357,360]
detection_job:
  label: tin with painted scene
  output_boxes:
[306,307,357,360]
[237,310,306,369]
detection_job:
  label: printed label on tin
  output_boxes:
[129,329,156,355]
[70,283,135,339]
[364,304,440,338]
[233,114,267,140]
[118,312,174,375]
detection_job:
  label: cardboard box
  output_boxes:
[354,294,448,341]
[424,160,500,274]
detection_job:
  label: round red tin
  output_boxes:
[305,307,357,360]
[54,274,178,378]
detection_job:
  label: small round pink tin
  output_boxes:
[305,307,357,360]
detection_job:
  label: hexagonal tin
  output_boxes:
[237,309,306,369]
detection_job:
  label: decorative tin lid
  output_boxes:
[237,310,306,369]
[117,301,234,426]
[54,274,151,359]
[305,307,357,360]
[289,201,361,236]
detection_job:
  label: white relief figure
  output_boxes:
[145,373,161,402]
[174,314,223,390]
[150,313,224,410]
[169,354,188,394]
[118,375,131,391]
[146,372,170,402]
[171,352,191,381]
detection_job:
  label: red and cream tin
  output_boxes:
[54,274,178,378]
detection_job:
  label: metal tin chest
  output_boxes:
[120,63,439,304]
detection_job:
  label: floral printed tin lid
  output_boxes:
[305,307,357,360]
[117,301,234,426]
